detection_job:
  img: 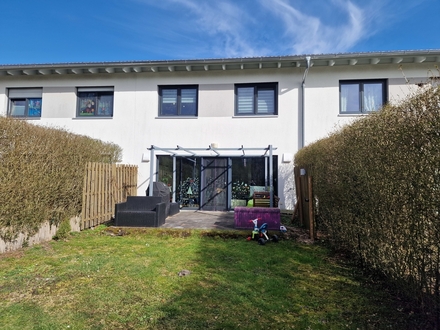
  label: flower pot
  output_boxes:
[231,199,247,208]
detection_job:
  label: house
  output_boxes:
[1,50,439,211]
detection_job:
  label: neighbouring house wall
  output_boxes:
[303,62,439,146]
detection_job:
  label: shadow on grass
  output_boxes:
[140,229,434,330]
[1,225,435,329]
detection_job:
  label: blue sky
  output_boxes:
[1,0,439,64]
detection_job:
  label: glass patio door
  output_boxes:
[200,158,228,211]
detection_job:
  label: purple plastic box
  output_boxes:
[234,207,280,231]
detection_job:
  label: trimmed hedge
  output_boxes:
[295,83,440,311]
[0,117,122,241]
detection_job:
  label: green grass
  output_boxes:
[0,226,430,329]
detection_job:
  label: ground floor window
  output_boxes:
[157,155,277,210]
[231,158,271,207]
[158,156,200,208]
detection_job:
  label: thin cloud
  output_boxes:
[260,0,365,54]
[128,0,426,59]
[161,0,268,58]
[260,0,427,55]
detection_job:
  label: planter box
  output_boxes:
[234,207,280,231]
[231,199,247,207]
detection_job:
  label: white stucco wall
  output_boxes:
[302,62,438,146]
[0,61,435,210]
[0,68,301,209]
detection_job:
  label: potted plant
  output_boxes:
[231,181,250,207]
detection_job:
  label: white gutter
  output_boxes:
[299,56,311,149]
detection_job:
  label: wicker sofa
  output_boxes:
[146,181,180,217]
[114,196,167,227]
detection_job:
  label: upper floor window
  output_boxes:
[159,85,198,116]
[77,87,114,117]
[340,80,387,114]
[235,83,278,115]
[8,88,42,118]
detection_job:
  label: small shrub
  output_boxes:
[53,219,72,241]
[21,238,29,248]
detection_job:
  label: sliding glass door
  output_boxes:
[157,155,277,210]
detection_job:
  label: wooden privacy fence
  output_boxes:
[294,166,315,240]
[81,162,138,230]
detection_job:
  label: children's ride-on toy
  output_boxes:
[247,218,279,245]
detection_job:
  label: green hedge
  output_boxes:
[0,117,122,241]
[295,84,440,310]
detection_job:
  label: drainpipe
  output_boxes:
[300,56,311,149]
[149,147,155,196]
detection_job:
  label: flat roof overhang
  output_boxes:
[1,50,439,77]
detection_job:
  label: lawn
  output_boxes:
[0,226,430,329]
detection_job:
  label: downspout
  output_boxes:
[300,56,311,149]
[148,147,155,196]
[269,145,273,207]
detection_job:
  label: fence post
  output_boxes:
[294,166,304,226]
[308,175,315,240]
[81,162,90,230]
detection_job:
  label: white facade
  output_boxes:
[1,51,439,210]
